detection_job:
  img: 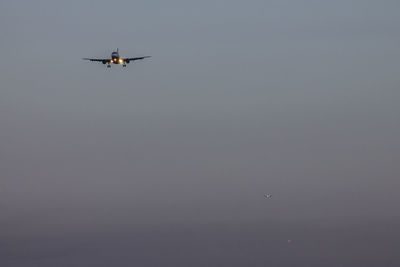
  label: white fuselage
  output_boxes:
[111,51,121,64]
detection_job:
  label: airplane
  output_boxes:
[82,48,150,68]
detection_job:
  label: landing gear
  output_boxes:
[123,64,127,67]
[107,64,111,68]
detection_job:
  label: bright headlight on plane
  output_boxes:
[119,59,123,64]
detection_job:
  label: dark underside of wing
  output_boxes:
[82,58,110,62]
[124,56,151,62]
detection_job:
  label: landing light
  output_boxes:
[119,59,123,64]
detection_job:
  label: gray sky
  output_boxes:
[1,1,400,266]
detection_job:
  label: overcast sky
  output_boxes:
[1,1,400,266]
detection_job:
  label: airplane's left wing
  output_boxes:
[82,58,110,63]
[123,56,151,63]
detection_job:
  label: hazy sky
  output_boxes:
[1,1,400,266]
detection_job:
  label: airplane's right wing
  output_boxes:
[82,58,110,63]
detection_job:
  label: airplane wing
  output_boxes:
[82,58,110,63]
[124,56,151,62]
